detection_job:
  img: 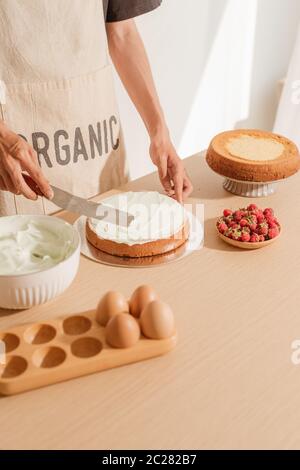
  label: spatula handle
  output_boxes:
[22,173,44,197]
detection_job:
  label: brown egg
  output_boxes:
[129,285,158,318]
[96,291,129,326]
[140,300,175,340]
[106,313,140,348]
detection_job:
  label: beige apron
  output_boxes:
[0,0,129,215]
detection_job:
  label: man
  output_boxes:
[0,0,192,216]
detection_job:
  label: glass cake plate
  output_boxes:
[73,210,203,268]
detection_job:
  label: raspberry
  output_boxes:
[247,215,257,232]
[250,233,260,243]
[223,209,233,217]
[267,221,277,229]
[233,210,244,222]
[257,223,269,236]
[274,218,280,226]
[268,227,279,239]
[231,230,242,241]
[257,214,265,224]
[240,219,248,228]
[247,214,257,224]
[229,222,240,229]
[247,204,258,212]
[224,227,233,238]
[218,222,228,234]
[241,232,251,242]
[259,235,265,242]
[264,208,274,217]
[265,215,275,224]
[252,208,264,217]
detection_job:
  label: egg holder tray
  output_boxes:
[0,310,177,396]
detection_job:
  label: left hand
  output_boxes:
[149,132,193,203]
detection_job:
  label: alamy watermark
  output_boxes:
[291,80,300,105]
[98,197,205,250]
[291,340,300,366]
[0,340,6,365]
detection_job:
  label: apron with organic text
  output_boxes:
[0,0,129,215]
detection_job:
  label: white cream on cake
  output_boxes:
[226,135,285,162]
[0,218,73,275]
[90,191,186,245]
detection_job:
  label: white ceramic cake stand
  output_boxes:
[222,176,279,198]
[73,210,203,268]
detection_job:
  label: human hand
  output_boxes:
[149,131,193,203]
[0,121,53,200]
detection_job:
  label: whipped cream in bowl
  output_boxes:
[0,215,80,309]
[0,216,77,276]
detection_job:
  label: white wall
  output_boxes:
[274,25,300,147]
[237,0,300,130]
[114,0,300,180]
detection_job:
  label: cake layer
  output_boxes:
[86,219,189,258]
[89,192,186,245]
[86,191,189,258]
[226,135,285,162]
[206,129,300,182]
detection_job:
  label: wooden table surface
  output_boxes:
[1,152,300,450]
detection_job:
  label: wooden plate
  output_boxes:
[216,225,281,250]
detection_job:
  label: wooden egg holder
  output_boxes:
[0,310,177,396]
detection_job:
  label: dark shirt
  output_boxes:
[103,0,162,22]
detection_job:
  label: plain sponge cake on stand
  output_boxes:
[206,129,300,197]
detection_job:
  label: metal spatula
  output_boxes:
[22,174,134,228]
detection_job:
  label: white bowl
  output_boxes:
[0,215,80,310]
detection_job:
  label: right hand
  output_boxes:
[0,121,53,200]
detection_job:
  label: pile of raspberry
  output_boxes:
[217,204,280,243]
